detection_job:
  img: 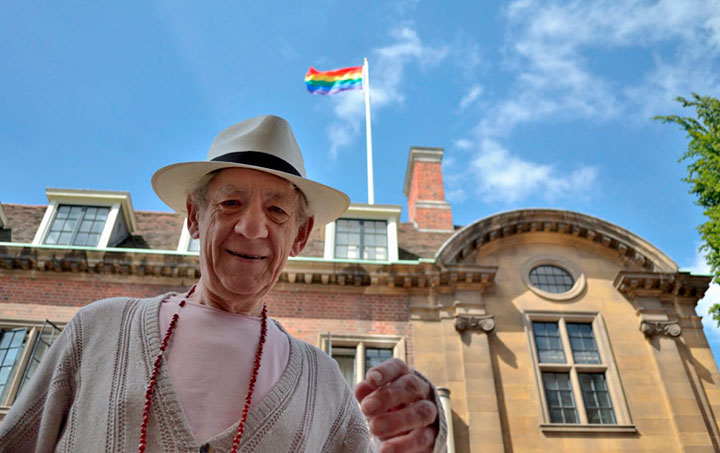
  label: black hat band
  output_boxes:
[211,151,301,177]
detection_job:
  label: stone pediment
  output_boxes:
[435,209,678,273]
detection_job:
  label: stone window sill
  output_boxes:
[540,424,637,434]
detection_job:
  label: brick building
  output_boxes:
[1,146,719,452]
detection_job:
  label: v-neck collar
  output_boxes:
[141,294,303,451]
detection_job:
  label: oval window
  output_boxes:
[529,265,574,294]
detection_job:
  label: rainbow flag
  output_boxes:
[305,65,363,95]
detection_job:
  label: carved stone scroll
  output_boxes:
[455,315,495,333]
[640,320,682,337]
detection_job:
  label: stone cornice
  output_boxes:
[436,209,678,273]
[613,271,710,302]
[0,243,497,290]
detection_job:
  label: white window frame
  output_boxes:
[324,204,401,262]
[32,189,136,249]
[0,203,7,229]
[524,311,635,433]
[319,333,405,387]
[0,320,65,418]
[176,219,200,253]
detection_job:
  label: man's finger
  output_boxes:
[378,425,436,453]
[367,399,438,439]
[354,380,374,404]
[364,358,409,388]
[360,373,430,416]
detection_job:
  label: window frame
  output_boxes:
[521,257,586,301]
[32,189,136,249]
[43,205,111,247]
[0,320,64,417]
[177,219,200,253]
[318,333,405,388]
[322,204,401,262]
[333,218,389,261]
[524,311,635,432]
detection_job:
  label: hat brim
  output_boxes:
[152,161,350,229]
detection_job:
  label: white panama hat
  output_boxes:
[152,115,350,227]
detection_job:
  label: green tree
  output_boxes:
[655,93,720,324]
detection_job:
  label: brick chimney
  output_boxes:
[402,146,453,231]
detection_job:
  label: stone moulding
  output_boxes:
[0,244,497,290]
[435,209,678,273]
[639,320,682,337]
[454,315,495,333]
[613,271,710,301]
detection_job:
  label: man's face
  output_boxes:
[187,168,313,308]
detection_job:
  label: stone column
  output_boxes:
[455,315,504,452]
[438,387,456,453]
[636,297,716,452]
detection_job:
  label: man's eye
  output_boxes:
[270,206,287,215]
[220,200,240,208]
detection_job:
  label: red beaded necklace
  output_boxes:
[138,286,268,453]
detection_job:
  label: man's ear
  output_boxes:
[186,197,201,239]
[290,216,314,257]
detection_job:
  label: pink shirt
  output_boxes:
[159,294,290,443]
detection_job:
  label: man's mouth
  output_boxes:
[227,249,266,260]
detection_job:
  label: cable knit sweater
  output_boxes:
[0,295,447,452]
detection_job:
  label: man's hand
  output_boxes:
[354,358,438,453]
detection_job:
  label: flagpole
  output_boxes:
[363,57,375,205]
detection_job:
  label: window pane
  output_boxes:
[45,205,108,247]
[365,348,393,372]
[529,265,574,293]
[188,238,200,252]
[95,207,109,221]
[334,219,388,261]
[0,328,27,402]
[346,245,358,259]
[567,323,600,364]
[542,372,578,423]
[90,221,104,233]
[16,322,63,401]
[533,322,566,363]
[579,373,616,424]
[75,233,89,246]
[331,347,357,389]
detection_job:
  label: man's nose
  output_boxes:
[233,203,268,239]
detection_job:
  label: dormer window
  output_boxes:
[334,219,388,260]
[44,206,110,247]
[323,204,401,262]
[32,189,136,249]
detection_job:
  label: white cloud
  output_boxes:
[482,0,720,137]
[454,139,474,150]
[688,250,720,348]
[443,138,597,204]
[458,85,483,111]
[326,27,449,158]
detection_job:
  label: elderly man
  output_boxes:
[0,115,447,452]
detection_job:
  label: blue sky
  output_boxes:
[2,1,720,362]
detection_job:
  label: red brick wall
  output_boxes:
[406,160,453,231]
[413,207,453,231]
[0,274,415,365]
